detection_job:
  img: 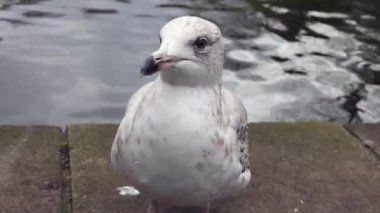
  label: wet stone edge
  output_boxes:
[343,125,380,161]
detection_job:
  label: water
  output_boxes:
[0,0,379,125]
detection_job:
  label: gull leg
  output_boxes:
[147,200,158,213]
[202,203,211,213]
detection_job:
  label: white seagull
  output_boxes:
[111,16,251,213]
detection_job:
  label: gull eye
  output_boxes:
[193,37,208,50]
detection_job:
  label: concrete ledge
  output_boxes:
[0,126,62,212]
[67,123,380,213]
[0,123,379,212]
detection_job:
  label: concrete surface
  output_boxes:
[223,123,380,213]
[0,126,63,212]
[0,123,379,213]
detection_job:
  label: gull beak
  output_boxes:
[140,54,183,76]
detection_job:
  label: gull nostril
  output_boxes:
[155,57,162,61]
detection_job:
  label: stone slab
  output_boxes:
[69,123,380,213]
[0,126,63,212]
[345,124,380,158]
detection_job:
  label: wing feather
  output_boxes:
[222,89,250,173]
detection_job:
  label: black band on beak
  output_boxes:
[140,55,158,76]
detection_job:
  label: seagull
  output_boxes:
[111,16,251,213]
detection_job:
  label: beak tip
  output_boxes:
[140,55,158,76]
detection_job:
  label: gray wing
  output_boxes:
[222,89,250,173]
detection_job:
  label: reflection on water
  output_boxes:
[0,0,379,125]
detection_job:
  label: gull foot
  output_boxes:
[147,200,158,213]
[202,203,211,213]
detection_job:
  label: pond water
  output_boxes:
[0,0,379,126]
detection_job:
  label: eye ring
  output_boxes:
[193,37,208,50]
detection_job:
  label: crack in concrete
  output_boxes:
[60,126,73,213]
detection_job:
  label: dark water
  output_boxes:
[0,0,379,125]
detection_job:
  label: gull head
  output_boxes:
[140,16,224,86]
